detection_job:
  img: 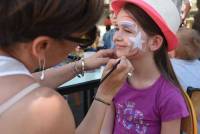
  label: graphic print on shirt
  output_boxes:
[116,101,149,134]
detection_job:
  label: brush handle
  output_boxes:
[100,60,121,84]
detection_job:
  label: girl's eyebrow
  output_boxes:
[118,21,136,29]
[119,20,134,26]
[121,15,135,20]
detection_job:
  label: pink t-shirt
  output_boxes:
[113,75,189,134]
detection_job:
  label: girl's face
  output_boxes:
[113,9,148,58]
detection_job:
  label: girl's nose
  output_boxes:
[113,34,123,43]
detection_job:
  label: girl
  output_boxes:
[101,0,189,134]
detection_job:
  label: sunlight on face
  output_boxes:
[113,9,147,58]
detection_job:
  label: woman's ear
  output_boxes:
[31,36,52,59]
[148,35,163,51]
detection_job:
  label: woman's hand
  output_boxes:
[84,49,115,70]
[96,56,133,103]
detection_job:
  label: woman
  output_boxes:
[0,0,133,134]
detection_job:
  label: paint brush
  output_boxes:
[100,59,121,84]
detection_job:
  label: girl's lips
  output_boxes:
[116,45,127,49]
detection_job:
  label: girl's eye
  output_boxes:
[124,29,132,33]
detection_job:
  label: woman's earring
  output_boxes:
[39,58,46,80]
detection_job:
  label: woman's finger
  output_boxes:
[96,49,115,58]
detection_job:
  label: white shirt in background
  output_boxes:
[171,58,200,90]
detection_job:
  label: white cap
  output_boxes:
[112,0,181,51]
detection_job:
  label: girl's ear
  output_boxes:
[148,35,163,51]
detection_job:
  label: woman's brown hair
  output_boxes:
[124,3,183,89]
[0,0,103,49]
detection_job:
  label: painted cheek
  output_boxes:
[128,32,144,50]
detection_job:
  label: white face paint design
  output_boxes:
[118,20,144,50]
[119,20,138,34]
[129,32,144,49]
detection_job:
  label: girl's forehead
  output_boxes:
[116,10,139,29]
[117,10,135,22]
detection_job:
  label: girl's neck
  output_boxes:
[128,56,161,89]
[132,56,160,76]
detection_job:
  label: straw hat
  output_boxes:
[111,0,181,51]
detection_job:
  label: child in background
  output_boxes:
[101,0,189,134]
[171,28,200,90]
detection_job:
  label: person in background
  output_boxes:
[171,28,200,90]
[172,0,192,26]
[0,0,133,134]
[193,13,200,34]
[103,6,118,49]
[104,15,112,32]
[100,0,189,133]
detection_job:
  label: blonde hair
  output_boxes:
[175,28,200,60]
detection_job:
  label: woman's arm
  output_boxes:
[75,99,109,134]
[32,56,133,134]
[100,103,115,134]
[32,49,114,88]
[76,56,133,134]
[161,119,181,134]
[32,62,77,88]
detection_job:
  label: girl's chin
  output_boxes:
[116,51,129,58]
[116,49,140,58]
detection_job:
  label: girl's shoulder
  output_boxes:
[156,75,183,101]
[156,77,189,121]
